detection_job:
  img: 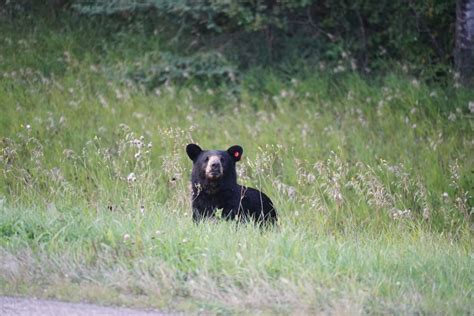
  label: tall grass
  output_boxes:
[0,14,473,314]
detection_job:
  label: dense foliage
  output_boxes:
[3,0,456,80]
[71,0,454,75]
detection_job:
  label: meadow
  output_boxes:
[0,15,473,314]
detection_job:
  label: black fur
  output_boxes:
[186,144,277,226]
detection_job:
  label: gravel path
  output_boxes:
[0,296,167,316]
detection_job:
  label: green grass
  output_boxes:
[0,14,473,314]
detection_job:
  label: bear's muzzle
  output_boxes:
[205,155,223,180]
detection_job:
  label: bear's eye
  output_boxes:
[204,156,209,162]
[220,157,224,163]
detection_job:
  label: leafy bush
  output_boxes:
[71,0,455,77]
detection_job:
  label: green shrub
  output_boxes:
[71,0,455,77]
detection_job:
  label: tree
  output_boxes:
[455,0,474,86]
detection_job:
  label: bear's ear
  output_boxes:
[186,144,202,161]
[227,145,243,162]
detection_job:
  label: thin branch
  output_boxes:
[306,7,336,41]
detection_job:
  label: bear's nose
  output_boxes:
[210,161,220,169]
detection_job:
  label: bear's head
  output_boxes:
[186,144,243,183]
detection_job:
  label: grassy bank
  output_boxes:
[0,15,473,314]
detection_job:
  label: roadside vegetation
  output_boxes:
[0,12,472,314]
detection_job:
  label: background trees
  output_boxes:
[1,0,470,85]
[455,0,474,85]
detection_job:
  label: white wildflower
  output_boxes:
[98,94,108,108]
[392,209,411,219]
[115,89,123,100]
[132,139,143,148]
[351,59,357,70]
[423,208,430,220]
[63,149,75,159]
[333,65,345,73]
[127,172,136,183]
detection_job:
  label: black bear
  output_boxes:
[186,143,277,226]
